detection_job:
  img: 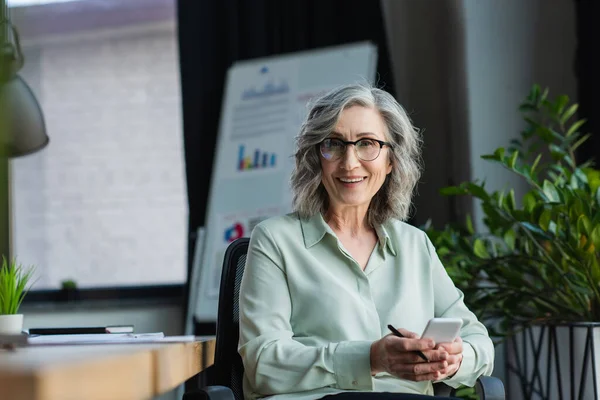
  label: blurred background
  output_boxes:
[1,0,597,399]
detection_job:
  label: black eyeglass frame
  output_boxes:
[318,138,392,161]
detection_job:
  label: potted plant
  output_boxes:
[423,84,600,399]
[0,257,35,334]
[59,278,79,302]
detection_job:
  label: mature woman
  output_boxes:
[238,83,494,400]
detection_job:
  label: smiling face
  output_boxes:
[320,105,393,213]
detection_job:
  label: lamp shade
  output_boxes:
[0,74,49,157]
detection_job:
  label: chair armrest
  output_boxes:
[475,376,505,400]
[432,381,452,396]
[182,385,236,400]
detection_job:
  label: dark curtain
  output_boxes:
[177,0,395,334]
[574,0,599,164]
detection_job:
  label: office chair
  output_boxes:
[184,238,505,400]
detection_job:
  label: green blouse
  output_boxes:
[239,212,494,400]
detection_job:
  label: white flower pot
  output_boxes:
[0,314,24,335]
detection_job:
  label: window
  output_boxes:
[10,0,187,290]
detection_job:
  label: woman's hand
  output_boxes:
[434,337,464,380]
[370,328,450,381]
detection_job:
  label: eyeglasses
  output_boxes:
[318,138,391,161]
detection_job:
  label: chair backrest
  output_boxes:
[212,237,249,400]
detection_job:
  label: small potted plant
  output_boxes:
[59,279,79,302]
[0,257,35,334]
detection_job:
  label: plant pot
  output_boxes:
[506,322,600,400]
[0,314,24,335]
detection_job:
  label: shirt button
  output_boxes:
[352,380,358,386]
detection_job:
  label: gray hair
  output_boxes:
[290,82,423,226]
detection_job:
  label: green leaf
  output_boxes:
[504,229,516,251]
[440,186,467,196]
[536,126,556,143]
[481,154,497,161]
[560,103,578,125]
[570,198,584,222]
[473,239,490,259]
[523,191,537,213]
[519,103,537,112]
[521,221,550,237]
[466,214,474,235]
[526,84,541,103]
[549,144,567,159]
[454,385,478,399]
[539,87,549,104]
[496,191,505,208]
[590,226,600,250]
[565,118,587,138]
[530,154,542,176]
[0,258,36,314]
[571,133,592,154]
[596,187,600,208]
[522,126,535,140]
[577,214,592,236]
[495,147,505,160]
[509,150,519,169]
[584,168,600,193]
[466,182,490,200]
[437,247,450,257]
[574,168,589,185]
[555,95,569,114]
[482,148,505,162]
[505,189,516,211]
[543,180,560,202]
[539,209,552,232]
[569,173,579,189]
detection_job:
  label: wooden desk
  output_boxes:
[0,337,216,400]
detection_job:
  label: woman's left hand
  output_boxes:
[434,337,464,380]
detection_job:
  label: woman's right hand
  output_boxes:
[370,328,450,381]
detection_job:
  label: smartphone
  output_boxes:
[420,318,463,343]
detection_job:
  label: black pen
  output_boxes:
[387,324,429,362]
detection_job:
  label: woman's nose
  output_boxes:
[340,144,360,169]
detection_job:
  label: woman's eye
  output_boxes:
[358,140,376,148]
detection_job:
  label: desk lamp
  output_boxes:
[0,0,49,260]
[0,0,49,157]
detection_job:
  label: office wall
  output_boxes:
[383,0,577,390]
[462,0,577,231]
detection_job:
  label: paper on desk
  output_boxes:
[27,332,166,345]
[158,335,197,342]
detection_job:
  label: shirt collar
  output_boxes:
[300,213,397,256]
[376,222,397,256]
[300,213,331,248]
